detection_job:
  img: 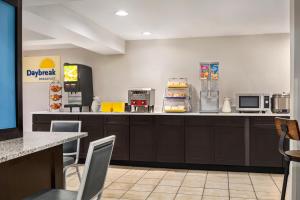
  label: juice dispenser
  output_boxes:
[63,63,94,112]
[199,63,219,113]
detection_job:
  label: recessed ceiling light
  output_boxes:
[142,32,152,36]
[115,10,128,16]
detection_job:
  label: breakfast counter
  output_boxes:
[32,111,291,117]
[0,131,87,200]
[32,111,289,173]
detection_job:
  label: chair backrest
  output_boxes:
[50,121,81,154]
[76,135,115,200]
[275,117,300,140]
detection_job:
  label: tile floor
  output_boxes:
[66,165,286,200]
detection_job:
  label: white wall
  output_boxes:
[23,33,290,131]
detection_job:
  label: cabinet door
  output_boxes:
[156,116,184,163]
[250,117,282,167]
[214,126,245,165]
[130,116,155,162]
[79,115,104,159]
[104,125,129,160]
[32,114,78,132]
[185,126,214,164]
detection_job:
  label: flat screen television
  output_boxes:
[0,0,22,141]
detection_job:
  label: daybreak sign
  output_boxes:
[23,56,61,82]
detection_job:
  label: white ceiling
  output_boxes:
[67,0,290,40]
[23,0,290,54]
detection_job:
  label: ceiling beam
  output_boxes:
[23,8,125,54]
[23,0,84,7]
[23,39,75,51]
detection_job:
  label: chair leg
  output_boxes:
[63,167,67,189]
[75,166,81,182]
[281,160,290,200]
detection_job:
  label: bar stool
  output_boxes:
[274,117,300,200]
[24,135,116,200]
[50,120,82,187]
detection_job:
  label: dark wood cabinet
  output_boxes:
[185,125,214,164]
[32,113,287,169]
[79,115,104,158]
[130,116,155,162]
[104,115,130,160]
[156,116,185,163]
[214,126,245,165]
[32,114,78,131]
[185,117,245,166]
[250,117,282,167]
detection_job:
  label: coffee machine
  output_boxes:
[128,88,155,113]
[63,63,93,112]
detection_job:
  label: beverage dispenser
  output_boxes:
[199,62,220,113]
[63,63,93,112]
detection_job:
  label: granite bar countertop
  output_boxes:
[0,131,87,164]
[32,111,291,117]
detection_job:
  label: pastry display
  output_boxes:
[163,78,192,113]
[166,88,188,98]
[49,81,63,112]
[167,78,188,88]
[50,94,62,101]
[50,85,62,92]
[50,103,62,110]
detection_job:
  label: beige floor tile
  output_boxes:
[126,169,148,177]
[174,194,202,200]
[66,166,283,200]
[104,181,112,188]
[187,170,207,175]
[164,174,186,180]
[206,176,228,183]
[202,196,229,200]
[159,179,182,187]
[229,189,256,198]
[154,185,179,193]
[116,175,141,184]
[255,191,281,200]
[205,181,228,189]
[185,173,207,179]
[122,190,151,200]
[203,188,229,197]
[253,184,280,192]
[182,179,205,188]
[146,192,176,200]
[229,183,254,191]
[102,189,128,198]
[108,182,134,190]
[184,176,206,182]
[178,186,203,195]
[137,178,161,185]
[143,170,167,179]
[249,172,270,177]
[130,184,156,192]
[229,176,252,184]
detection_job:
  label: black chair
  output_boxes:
[50,121,82,186]
[24,135,116,200]
[275,117,300,200]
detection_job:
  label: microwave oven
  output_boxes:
[236,93,271,113]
